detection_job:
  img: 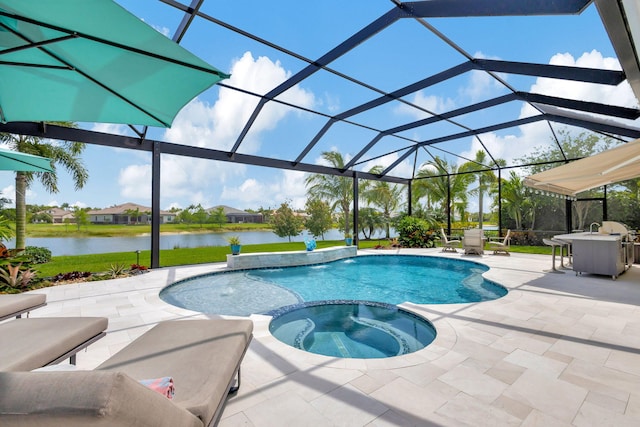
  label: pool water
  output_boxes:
[160,255,507,316]
[269,301,437,358]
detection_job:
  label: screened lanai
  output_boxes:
[1,0,640,267]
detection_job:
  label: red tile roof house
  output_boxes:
[87,203,176,225]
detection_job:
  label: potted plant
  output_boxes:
[227,236,242,255]
[344,233,353,246]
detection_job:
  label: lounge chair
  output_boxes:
[440,228,460,252]
[463,228,484,255]
[488,229,511,255]
[0,293,47,321]
[0,318,254,427]
[0,317,108,371]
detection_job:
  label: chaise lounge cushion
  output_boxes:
[0,294,46,321]
[0,371,202,427]
[0,317,108,371]
[96,319,253,426]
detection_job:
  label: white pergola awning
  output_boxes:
[523,139,640,196]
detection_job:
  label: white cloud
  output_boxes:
[220,170,308,209]
[362,152,413,178]
[220,178,267,205]
[118,51,315,209]
[277,170,308,209]
[394,91,456,120]
[1,185,15,206]
[140,18,171,38]
[1,185,13,196]
[394,52,503,121]
[0,184,36,207]
[459,49,637,166]
[70,201,88,209]
[459,52,508,102]
[529,49,637,108]
[47,200,59,207]
[314,146,353,166]
[164,51,315,153]
[91,123,130,136]
[153,25,171,38]
[118,164,151,200]
[323,92,341,113]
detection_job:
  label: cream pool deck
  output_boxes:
[21,248,640,426]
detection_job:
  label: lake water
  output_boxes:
[8,228,392,256]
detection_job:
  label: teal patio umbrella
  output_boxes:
[0,147,52,172]
[0,0,229,127]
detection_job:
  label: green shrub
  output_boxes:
[23,246,52,264]
[396,216,437,248]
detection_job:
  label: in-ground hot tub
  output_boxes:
[269,301,436,359]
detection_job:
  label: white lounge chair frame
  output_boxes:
[440,228,460,252]
[488,229,511,255]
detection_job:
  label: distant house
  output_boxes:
[35,207,74,224]
[207,205,263,223]
[87,202,175,224]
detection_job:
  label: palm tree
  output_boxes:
[305,151,353,236]
[460,150,504,230]
[500,171,527,230]
[360,166,404,238]
[0,123,87,250]
[357,207,384,239]
[414,156,473,224]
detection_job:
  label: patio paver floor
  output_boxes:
[25,249,640,426]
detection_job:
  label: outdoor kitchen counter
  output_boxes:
[554,232,631,279]
[554,232,625,242]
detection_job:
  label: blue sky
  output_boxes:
[1,0,638,212]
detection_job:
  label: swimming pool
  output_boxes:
[160,255,507,316]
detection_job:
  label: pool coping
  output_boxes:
[226,245,357,269]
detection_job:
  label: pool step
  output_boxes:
[331,333,351,357]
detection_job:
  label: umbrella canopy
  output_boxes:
[0,0,229,127]
[524,139,640,196]
[0,147,52,172]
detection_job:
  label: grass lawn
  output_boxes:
[34,239,550,278]
[35,239,381,277]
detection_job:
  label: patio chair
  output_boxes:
[0,316,108,371]
[440,228,460,252]
[0,293,47,322]
[1,319,254,427]
[488,229,511,255]
[463,229,484,255]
